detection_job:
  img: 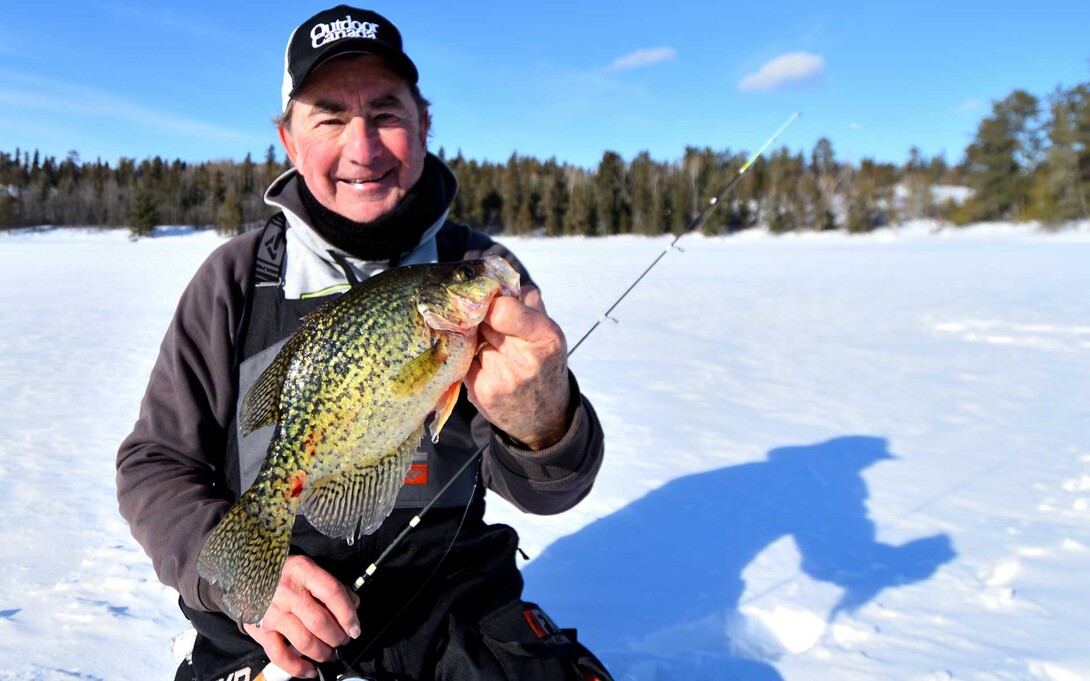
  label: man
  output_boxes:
[117,6,611,680]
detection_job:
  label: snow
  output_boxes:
[893,184,974,206]
[1,219,1088,680]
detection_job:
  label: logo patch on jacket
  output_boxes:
[404,463,429,485]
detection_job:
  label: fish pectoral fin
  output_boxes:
[239,334,305,435]
[300,431,419,539]
[392,336,450,397]
[428,382,463,444]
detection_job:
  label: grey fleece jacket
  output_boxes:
[116,162,604,615]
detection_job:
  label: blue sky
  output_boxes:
[2,1,1088,170]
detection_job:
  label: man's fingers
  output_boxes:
[243,556,361,677]
[244,622,318,679]
[298,563,361,642]
[481,298,566,362]
[275,612,335,663]
[283,555,361,642]
[520,285,546,314]
[484,296,546,342]
[476,323,505,354]
[291,591,355,648]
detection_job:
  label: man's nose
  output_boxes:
[343,117,381,163]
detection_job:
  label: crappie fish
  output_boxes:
[197,255,520,623]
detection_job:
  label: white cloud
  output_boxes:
[0,69,258,144]
[604,47,677,72]
[955,98,982,113]
[739,52,825,92]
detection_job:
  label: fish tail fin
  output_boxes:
[196,489,293,624]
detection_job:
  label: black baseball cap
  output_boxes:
[280,5,419,110]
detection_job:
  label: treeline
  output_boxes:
[0,147,291,236]
[2,82,1088,237]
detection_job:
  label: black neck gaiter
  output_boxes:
[296,155,449,262]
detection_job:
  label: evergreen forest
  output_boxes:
[1,84,1088,238]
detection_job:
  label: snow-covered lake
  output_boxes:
[1,221,1087,680]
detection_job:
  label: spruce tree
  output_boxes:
[963,90,1041,222]
[540,159,568,237]
[845,161,879,233]
[565,171,597,236]
[629,152,656,235]
[128,185,159,238]
[500,153,523,234]
[1038,84,1090,222]
[216,190,244,236]
[0,192,17,229]
[595,151,629,235]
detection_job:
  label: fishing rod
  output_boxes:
[569,111,799,354]
[260,114,802,680]
[296,111,804,680]
[350,111,800,595]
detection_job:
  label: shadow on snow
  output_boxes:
[522,435,956,680]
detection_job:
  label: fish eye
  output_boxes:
[457,264,476,281]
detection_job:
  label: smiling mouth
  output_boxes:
[341,169,392,185]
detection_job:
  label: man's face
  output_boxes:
[279,55,429,223]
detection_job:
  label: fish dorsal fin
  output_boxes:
[300,429,420,539]
[239,332,306,436]
[392,334,450,398]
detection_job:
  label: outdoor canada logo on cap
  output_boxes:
[310,12,379,48]
[281,5,418,111]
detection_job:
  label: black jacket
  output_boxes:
[116,164,605,630]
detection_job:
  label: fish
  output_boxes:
[196,255,521,623]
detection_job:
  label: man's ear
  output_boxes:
[418,107,430,149]
[278,123,298,167]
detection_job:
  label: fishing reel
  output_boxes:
[307,664,379,681]
[309,651,414,681]
[260,657,401,681]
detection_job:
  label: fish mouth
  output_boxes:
[480,255,521,298]
[417,257,521,334]
[448,294,490,326]
[420,291,491,334]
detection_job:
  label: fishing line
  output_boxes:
[338,470,481,673]
[352,111,800,592]
[569,112,799,355]
[331,111,800,676]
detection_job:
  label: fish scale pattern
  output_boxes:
[196,256,520,623]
